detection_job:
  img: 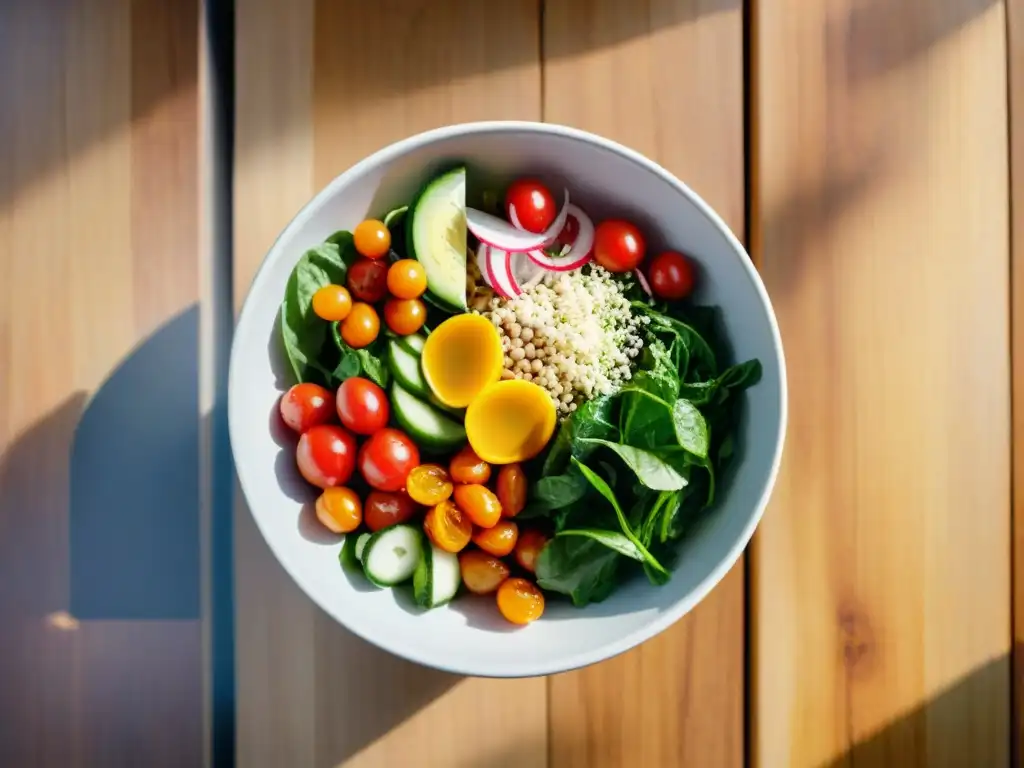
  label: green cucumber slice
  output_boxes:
[413,542,461,608]
[388,339,430,399]
[361,524,423,587]
[396,332,426,357]
[407,167,467,310]
[390,383,467,453]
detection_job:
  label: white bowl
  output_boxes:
[229,121,786,678]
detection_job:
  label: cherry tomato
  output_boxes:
[364,490,418,532]
[358,427,420,492]
[296,424,357,489]
[453,484,502,529]
[340,302,380,349]
[505,179,557,234]
[406,464,454,506]
[496,463,526,517]
[315,486,362,533]
[383,298,426,336]
[472,520,518,557]
[347,258,388,303]
[423,499,472,553]
[386,259,427,300]
[459,550,510,595]
[496,577,545,625]
[449,445,491,485]
[648,250,696,300]
[593,220,646,273]
[514,529,548,573]
[335,377,389,435]
[353,219,391,259]
[279,383,335,433]
[553,213,581,250]
[311,284,352,322]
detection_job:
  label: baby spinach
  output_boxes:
[328,323,390,389]
[535,536,622,606]
[532,470,589,509]
[541,395,617,476]
[556,529,645,560]
[671,399,709,459]
[579,439,688,492]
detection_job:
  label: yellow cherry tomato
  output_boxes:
[515,529,548,573]
[406,464,454,506]
[453,484,502,529]
[472,520,518,557]
[314,487,362,533]
[384,298,426,336]
[496,577,545,625]
[353,219,391,259]
[340,302,380,348]
[459,550,510,595]
[496,463,527,517]
[312,284,353,322]
[423,499,473,553]
[449,445,491,485]
[387,259,428,299]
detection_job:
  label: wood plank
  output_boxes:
[233,2,547,765]
[750,0,1011,765]
[542,2,746,766]
[0,0,204,765]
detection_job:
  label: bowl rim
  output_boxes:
[229,120,788,678]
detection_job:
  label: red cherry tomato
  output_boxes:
[347,258,388,303]
[364,490,418,531]
[648,251,696,300]
[553,212,580,250]
[336,377,389,435]
[358,427,420,492]
[505,179,557,234]
[295,424,357,489]
[593,220,646,273]
[279,383,334,433]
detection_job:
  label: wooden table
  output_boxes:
[1,0,1019,765]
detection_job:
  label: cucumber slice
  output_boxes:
[396,332,426,357]
[407,167,467,310]
[383,205,408,230]
[354,533,370,562]
[361,525,423,587]
[391,382,467,453]
[388,340,430,398]
[339,533,362,573]
[413,542,462,608]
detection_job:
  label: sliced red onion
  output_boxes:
[525,205,596,272]
[511,252,546,290]
[634,267,654,298]
[466,188,570,253]
[479,243,521,299]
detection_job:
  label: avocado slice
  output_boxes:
[406,167,467,311]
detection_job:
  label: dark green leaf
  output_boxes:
[541,395,617,476]
[619,386,673,449]
[535,536,621,607]
[533,470,588,508]
[672,399,709,459]
[328,322,390,388]
[556,529,644,560]
[579,439,689,491]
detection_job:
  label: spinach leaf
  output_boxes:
[672,399,709,459]
[678,360,763,405]
[535,536,621,607]
[579,439,689,491]
[533,470,588,509]
[571,458,668,578]
[633,302,718,380]
[619,387,674,449]
[329,323,390,388]
[542,395,617,476]
[556,529,644,560]
[280,241,350,385]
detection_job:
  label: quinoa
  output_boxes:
[475,265,648,416]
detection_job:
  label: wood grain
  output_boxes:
[542,2,746,766]
[750,0,1011,766]
[0,0,203,765]
[233,1,547,765]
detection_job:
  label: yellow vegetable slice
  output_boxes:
[465,380,557,464]
[420,314,503,408]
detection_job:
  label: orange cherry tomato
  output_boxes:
[423,499,472,553]
[314,486,362,533]
[459,550,510,595]
[496,463,527,517]
[514,529,548,573]
[353,219,391,259]
[453,484,502,529]
[279,383,335,433]
[472,520,518,557]
[384,298,426,336]
[363,490,418,532]
[311,284,353,322]
[340,302,380,348]
[406,464,454,506]
[496,577,545,625]
[386,259,428,300]
[449,445,491,485]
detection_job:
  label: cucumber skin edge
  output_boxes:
[406,166,468,311]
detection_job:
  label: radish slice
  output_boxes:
[467,189,570,253]
[525,205,596,272]
[511,252,546,290]
[634,268,654,298]
[480,243,521,299]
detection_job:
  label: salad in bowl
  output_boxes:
[230,123,785,675]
